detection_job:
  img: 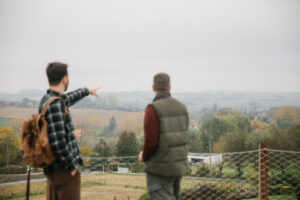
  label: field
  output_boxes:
[0,108,144,130]
[0,173,205,200]
[0,118,11,127]
[1,173,296,200]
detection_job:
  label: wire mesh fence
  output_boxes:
[81,148,300,200]
[181,149,300,200]
[1,147,299,200]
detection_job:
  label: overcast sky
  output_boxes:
[0,0,299,93]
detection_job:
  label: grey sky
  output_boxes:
[0,0,299,93]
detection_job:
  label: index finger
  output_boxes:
[95,86,101,91]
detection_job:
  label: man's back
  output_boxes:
[39,89,88,174]
[40,62,100,200]
[140,73,189,200]
[145,91,189,177]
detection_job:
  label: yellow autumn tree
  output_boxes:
[274,106,298,123]
[273,106,299,129]
[0,127,20,167]
[79,146,93,157]
[250,119,271,134]
[9,118,24,136]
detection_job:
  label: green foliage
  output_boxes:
[272,106,300,130]
[196,107,299,154]
[83,158,109,171]
[93,139,112,157]
[180,183,256,199]
[0,118,11,127]
[0,166,27,174]
[188,128,203,152]
[79,146,93,157]
[105,136,119,155]
[109,116,117,131]
[130,162,144,173]
[286,124,300,151]
[195,165,210,177]
[269,125,300,151]
[138,193,149,200]
[217,110,252,132]
[185,166,192,176]
[9,118,24,136]
[245,131,270,150]
[117,131,139,156]
[0,189,46,200]
[200,110,252,153]
[276,119,293,130]
[201,117,236,152]
[270,168,300,187]
[213,131,247,153]
[246,196,297,200]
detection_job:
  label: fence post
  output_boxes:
[259,143,269,200]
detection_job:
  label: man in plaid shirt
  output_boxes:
[39,62,99,200]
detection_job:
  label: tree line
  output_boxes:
[0,106,299,168]
[189,106,300,153]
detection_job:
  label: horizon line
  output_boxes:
[1,89,300,94]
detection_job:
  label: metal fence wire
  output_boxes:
[82,148,300,200]
[181,149,300,200]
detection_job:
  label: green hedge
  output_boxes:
[0,166,27,174]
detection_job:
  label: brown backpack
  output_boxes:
[21,97,67,168]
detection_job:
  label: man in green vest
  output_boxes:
[139,73,189,200]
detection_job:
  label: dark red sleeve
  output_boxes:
[142,105,159,161]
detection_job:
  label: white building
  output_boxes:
[188,153,222,166]
[117,166,130,173]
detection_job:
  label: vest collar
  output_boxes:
[153,91,171,102]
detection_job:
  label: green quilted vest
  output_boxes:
[145,91,189,177]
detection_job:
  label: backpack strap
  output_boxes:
[41,96,68,116]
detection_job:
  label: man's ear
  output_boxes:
[62,76,68,84]
[152,85,156,92]
[168,85,171,91]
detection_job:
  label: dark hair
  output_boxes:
[153,73,170,91]
[46,62,68,85]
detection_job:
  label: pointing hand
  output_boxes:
[89,86,101,97]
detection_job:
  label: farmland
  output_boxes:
[0,108,144,130]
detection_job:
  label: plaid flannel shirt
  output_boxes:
[39,88,90,175]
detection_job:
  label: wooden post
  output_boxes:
[259,143,269,200]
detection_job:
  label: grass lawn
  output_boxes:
[0,173,204,200]
[2,173,295,200]
[245,195,297,200]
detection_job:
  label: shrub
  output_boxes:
[210,167,222,178]
[269,185,294,195]
[185,166,192,176]
[270,169,300,186]
[138,192,148,200]
[181,183,257,200]
[0,166,27,174]
[130,162,144,173]
[195,165,210,177]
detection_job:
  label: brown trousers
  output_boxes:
[46,168,80,200]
